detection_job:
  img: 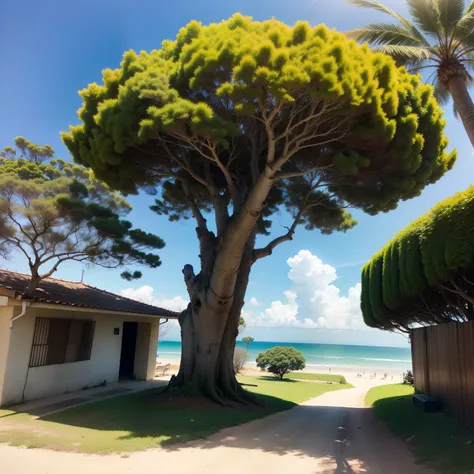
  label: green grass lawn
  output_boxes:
[0,375,352,454]
[366,384,474,474]
[287,372,347,384]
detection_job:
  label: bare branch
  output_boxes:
[253,208,304,262]
[158,136,209,187]
[182,180,208,233]
[0,234,33,267]
[275,164,334,181]
[258,98,283,164]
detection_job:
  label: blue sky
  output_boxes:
[1,0,473,347]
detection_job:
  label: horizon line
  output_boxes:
[160,340,410,350]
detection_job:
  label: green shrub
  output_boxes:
[256,346,306,379]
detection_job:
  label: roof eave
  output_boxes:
[8,299,179,319]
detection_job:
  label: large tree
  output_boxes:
[0,137,165,297]
[347,0,474,147]
[361,186,474,332]
[62,15,455,403]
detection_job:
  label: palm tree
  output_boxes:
[347,0,474,147]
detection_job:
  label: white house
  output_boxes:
[0,269,179,406]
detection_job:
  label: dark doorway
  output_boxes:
[119,322,138,379]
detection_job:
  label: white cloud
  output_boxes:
[248,297,262,306]
[121,251,366,332]
[120,285,188,313]
[244,250,364,330]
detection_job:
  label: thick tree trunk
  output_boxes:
[216,251,256,404]
[171,171,271,404]
[171,245,257,405]
[173,300,228,401]
[173,305,195,387]
[448,75,474,148]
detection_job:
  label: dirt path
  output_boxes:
[0,378,434,474]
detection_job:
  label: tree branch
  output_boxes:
[253,208,303,262]
[158,136,209,187]
[275,165,333,181]
[181,180,208,233]
[208,171,274,301]
[182,264,196,299]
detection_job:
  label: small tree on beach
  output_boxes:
[62,15,454,403]
[238,317,246,335]
[256,346,306,379]
[0,137,165,297]
[242,336,255,349]
[233,347,247,373]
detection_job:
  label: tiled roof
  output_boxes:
[0,269,180,318]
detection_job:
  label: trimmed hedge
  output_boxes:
[362,186,474,329]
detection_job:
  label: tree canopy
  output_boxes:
[0,137,165,296]
[63,14,455,221]
[256,346,306,379]
[242,336,255,348]
[361,186,474,331]
[61,14,455,402]
[347,0,474,148]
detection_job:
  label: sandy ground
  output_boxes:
[240,365,406,382]
[165,363,407,383]
[0,375,433,474]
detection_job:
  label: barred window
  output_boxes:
[29,317,95,367]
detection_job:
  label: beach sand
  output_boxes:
[158,362,406,383]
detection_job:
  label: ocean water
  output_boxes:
[157,341,412,372]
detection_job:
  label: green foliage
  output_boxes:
[361,186,474,329]
[1,136,54,164]
[241,336,254,348]
[238,316,246,334]
[256,346,306,379]
[287,372,348,384]
[0,138,164,291]
[63,14,454,241]
[121,271,143,281]
[348,0,474,114]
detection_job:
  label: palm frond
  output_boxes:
[452,33,474,59]
[407,60,438,72]
[347,23,430,47]
[438,0,464,33]
[375,45,433,63]
[457,3,474,38]
[348,0,414,26]
[347,0,430,45]
[432,77,450,106]
[407,0,443,39]
[465,0,474,15]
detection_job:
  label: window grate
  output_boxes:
[29,317,95,368]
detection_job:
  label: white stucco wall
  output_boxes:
[0,306,14,406]
[0,305,162,406]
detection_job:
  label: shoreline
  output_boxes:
[157,360,407,383]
